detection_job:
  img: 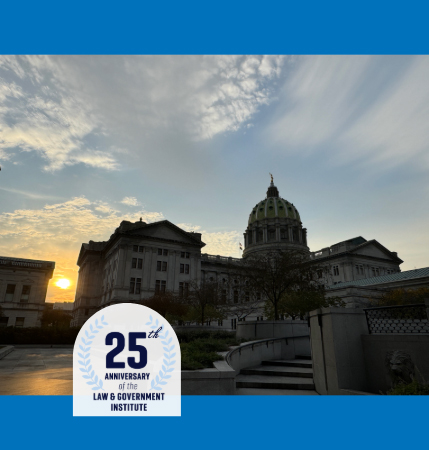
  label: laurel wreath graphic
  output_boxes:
[146,315,176,391]
[78,315,108,391]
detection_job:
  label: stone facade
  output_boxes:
[310,236,403,287]
[324,266,429,308]
[0,256,55,328]
[71,220,205,327]
[71,179,427,328]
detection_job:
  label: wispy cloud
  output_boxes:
[269,55,429,170]
[0,186,62,200]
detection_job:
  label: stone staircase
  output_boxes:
[236,355,318,395]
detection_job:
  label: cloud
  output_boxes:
[0,198,241,303]
[0,58,119,171]
[0,196,164,302]
[177,223,241,257]
[268,55,429,170]
[121,196,140,206]
[0,186,62,200]
[0,55,286,172]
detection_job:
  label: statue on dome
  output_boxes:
[269,173,274,184]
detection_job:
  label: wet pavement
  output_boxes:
[0,348,73,395]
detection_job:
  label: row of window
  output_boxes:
[0,317,25,328]
[131,259,191,273]
[332,265,397,277]
[248,228,300,244]
[157,261,168,271]
[178,282,189,296]
[131,279,191,294]
[363,266,395,277]
[128,279,264,300]
[130,278,142,294]
[132,258,143,269]
[3,284,31,303]
[155,280,166,293]
[140,247,191,258]
[158,262,189,272]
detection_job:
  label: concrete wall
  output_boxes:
[236,320,309,341]
[309,307,369,395]
[181,360,236,395]
[182,333,311,394]
[362,334,429,393]
[173,325,235,334]
[227,336,311,372]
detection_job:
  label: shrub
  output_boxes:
[176,330,238,344]
[0,326,81,345]
[178,331,241,370]
[387,380,429,395]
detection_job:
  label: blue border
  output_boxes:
[0,395,427,449]
[1,0,429,54]
[1,1,428,448]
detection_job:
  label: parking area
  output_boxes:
[0,348,73,395]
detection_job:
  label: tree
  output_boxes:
[182,279,225,325]
[141,291,188,323]
[370,287,429,307]
[231,250,327,320]
[265,287,345,320]
[223,281,262,322]
[41,308,73,328]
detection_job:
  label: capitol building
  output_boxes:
[69,178,428,328]
[1,177,426,329]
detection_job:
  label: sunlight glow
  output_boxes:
[56,279,71,289]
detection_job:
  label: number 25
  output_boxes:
[105,332,147,369]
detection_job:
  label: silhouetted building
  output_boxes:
[71,179,427,326]
[0,256,55,327]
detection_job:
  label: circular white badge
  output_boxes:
[73,303,181,416]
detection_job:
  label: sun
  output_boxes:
[56,279,71,289]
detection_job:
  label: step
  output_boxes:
[236,388,319,396]
[261,359,312,369]
[241,365,313,378]
[236,374,315,390]
[295,355,312,360]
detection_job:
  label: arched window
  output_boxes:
[292,228,299,242]
[268,229,275,241]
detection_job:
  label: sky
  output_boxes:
[0,55,428,303]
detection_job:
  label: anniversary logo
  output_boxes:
[73,304,181,416]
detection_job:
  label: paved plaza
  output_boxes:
[0,348,73,395]
[0,348,318,395]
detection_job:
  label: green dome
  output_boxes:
[248,182,301,225]
[248,197,300,224]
